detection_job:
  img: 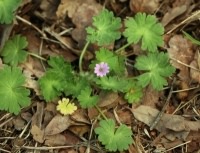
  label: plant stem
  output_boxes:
[28,52,46,61]
[115,42,132,54]
[95,105,108,120]
[79,41,90,73]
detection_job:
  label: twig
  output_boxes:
[166,10,200,34]
[16,15,46,38]
[150,78,176,130]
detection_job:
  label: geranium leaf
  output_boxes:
[123,13,164,52]
[86,9,121,46]
[95,119,133,151]
[1,35,28,66]
[0,66,30,115]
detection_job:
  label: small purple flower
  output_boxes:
[94,62,110,77]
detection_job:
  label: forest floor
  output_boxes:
[0,0,200,153]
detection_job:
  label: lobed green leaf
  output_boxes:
[86,9,121,46]
[124,13,164,52]
[0,66,30,115]
[95,119,133,151]
[1,35,28,66]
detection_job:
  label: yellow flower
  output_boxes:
[56,98,77,115]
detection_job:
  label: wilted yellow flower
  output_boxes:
[56,98,77,115]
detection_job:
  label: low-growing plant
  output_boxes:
[37,9,175,151]
[0,0,21,24]
[0,7,175,152]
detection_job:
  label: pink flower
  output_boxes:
[94,62,110,77]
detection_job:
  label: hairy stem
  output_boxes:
[115,42,132,54]
[95,105,108,120]
[79,41,90,73]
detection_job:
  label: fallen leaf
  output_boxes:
[98,92,119,108]
[44,114,72,136]
[57,0,102,47]
[37,0,59,20]
[129,0,159,14]
[12,116,25,131]
[140,86,161,108]
[45,134,67,146]
[168,35,194,81]
[68,125,90,137]
[31,125,45,143]
[132,105,200,140]
[161,5,187,27]
[31,102,44,127]
[190,51,200,83]
[71,109,90,124]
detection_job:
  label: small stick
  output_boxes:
[150,78,176,130]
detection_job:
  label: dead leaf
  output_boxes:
[129,0,159,14]
[23,68,40,95]
[71,2,102,47]
[68,125,90,137]
[31,102,44,127]
[117,109,132,125]
[168,35,194,81]
[161,5,187,27]
[44,114,72,136]
[132,105,200,140]
[98,92,119,108]
[12,116,25,131]
[21,112,32,122]
[190,51,200,83]
[71,109,90,124]
[31,125,45,143]
[57,0,102,47]
[37,0,59,20]
[140,86,161,108]
[45,134,67,146]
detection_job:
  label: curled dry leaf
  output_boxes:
[132,105,200,141]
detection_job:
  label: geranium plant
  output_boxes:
[0,7,175,152]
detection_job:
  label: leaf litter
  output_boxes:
[1,0,200,153]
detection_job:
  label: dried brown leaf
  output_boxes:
[168,35,194,81]
[161,5,187,27]
[31,125,45,143]
[132,105,200,140]
[129,0,159,13]
[45,134,67,146]
[44,114,72,136]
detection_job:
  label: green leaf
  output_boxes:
[124,80,143,103]
[1,35,28,66]
[38,56,73,101]
[183,31,200,46]
[124,87,143,103]
[134,52,175,90]
[0,0,21,24]
[64,76,90,97]
[95,119,133,152]
[95,76,128,92]
[77,87,99,108]
[86,9,121,46]
[123,13,164,52]
[0,66,30,115]
[94,48,125,75]
[39,73,62,101]
[47,56,73,80]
